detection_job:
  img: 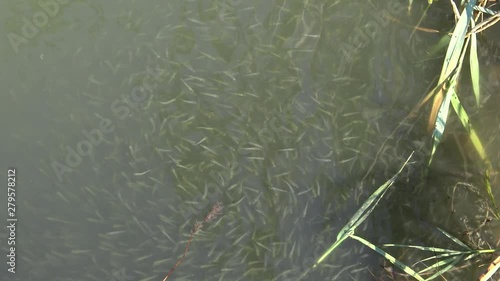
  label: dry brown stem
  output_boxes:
[162,202,223,281]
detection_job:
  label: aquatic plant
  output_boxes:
[309,152,500,280]
[162,202,223,281]
[417,0,499,217]
[308,2,500,279]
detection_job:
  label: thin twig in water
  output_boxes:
[162,202,223,281]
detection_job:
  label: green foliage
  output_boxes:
[310,153,499,280]
[425,0,499,217]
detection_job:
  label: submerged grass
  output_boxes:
[308,152,499,280]
[314,152,415,267]
[422,0,499,217]
[162,202,223,280]
[307,2,500,279]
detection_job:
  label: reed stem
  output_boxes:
[163,202,223,281]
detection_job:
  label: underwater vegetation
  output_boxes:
[3,0,500,280]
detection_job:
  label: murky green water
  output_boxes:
[1,0,499,280]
